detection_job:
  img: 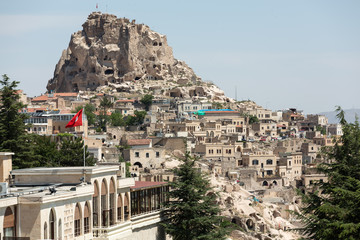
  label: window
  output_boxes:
[84,203,90,234]
[266,159,273,165]
[118,194,123,221]
[124,194,130,220]
[74,204,81,236]
[156,152,160,158]
[101,180,108,227]
[93,182,99,227]
[289,161,292,166]
[146,153,149,158]
[109,178,115,226]
[135,152,139,157]
[3,207,15,237]
[49,209,55,239]
[252,160,259,165]
[266,170,273,175]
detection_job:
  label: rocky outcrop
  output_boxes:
[47,12,229,101]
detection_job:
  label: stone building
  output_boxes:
[0,153,169,240]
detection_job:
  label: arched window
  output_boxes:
[3,207,15,237]
[101,179,108,227]
[93,181,99,227]
[252,160,259,165]
[74,203,81,236]
[109,178,116,226]
[124,193,130,220]
[266,159,273,165]
[44,222,48,239]
[49,209,55,239]
[117,194,123,221]
[84,202,90,234]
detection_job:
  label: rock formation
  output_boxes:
[47,12,230,101]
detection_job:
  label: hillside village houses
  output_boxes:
[3,90,342,239]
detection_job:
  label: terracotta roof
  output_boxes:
[127,139,152,146]
[31,95,52,102]
[32,92,77,102]
[130,181,167,190]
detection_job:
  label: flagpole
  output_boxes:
[83,108,86,168]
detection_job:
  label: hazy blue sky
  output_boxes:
[1,0,359,113]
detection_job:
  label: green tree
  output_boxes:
[248,115,259,124]
[212,102,223,109]
[74,104,96,125]
[140,94,154,111]
[316,125,327,135]
[125,110,146,126]
[296,107,360,240]
[31,134,60,167]
[0,74,32,168]
[162,153,231,240]
[58,134,95,166]
[110,111,125,126]
[98,96,112,131]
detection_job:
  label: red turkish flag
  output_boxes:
[66,109,83,128]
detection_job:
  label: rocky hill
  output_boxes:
[47,12,230,102]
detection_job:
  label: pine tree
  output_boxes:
[162,153,231,240]
[297,107,360,240]
[58,134,95,167]
[0,74,32,168]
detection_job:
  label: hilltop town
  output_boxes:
[0,12,343,240]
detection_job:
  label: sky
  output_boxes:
[1,0,360,114]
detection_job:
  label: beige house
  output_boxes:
[0,153,169,240]
[277,153,302,182]
[242,151,277,178]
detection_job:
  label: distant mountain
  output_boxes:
[318,109,360,124]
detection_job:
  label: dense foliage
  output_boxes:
[162,153,231,240]
[140,94,154,111]
[125,110,146,126]
[0,75,95,169]
[297,107,360,240]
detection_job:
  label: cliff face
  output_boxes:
[47,12,198,92]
